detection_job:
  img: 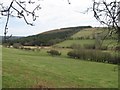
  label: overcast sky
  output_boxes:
[0,0,102,36]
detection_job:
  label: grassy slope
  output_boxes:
[13,26,91,46]
[71,28,100,39]
[2,47,118,88]
[56,28,117,48]
[56,40,116,47]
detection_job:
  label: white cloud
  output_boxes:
[0,0,100,36]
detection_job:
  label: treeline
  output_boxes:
[67,49,120,64]
[7,26,92,46]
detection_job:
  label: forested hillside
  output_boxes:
[9,26,92,46]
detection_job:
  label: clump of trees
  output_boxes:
[83,44,108,50]
[70,43,81,49]
[83,44,95,49]
[13,43,22,49]
[67,48,119,64]
[47,50,61,56]
[115,45,120,51]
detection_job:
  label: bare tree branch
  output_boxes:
[67,0,71,4]
[92,0,120,42]
[0,0,41,42]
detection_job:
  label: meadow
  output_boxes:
[55,28,117,48]
[2,47,118,88]
[2,27,119,88]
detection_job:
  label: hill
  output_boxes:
[0,36,23,44]
[55,28,117,48]
[10,26,92,46]
[1,36,23,40]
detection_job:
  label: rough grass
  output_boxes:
[56,28,117,48]
[2,47,118,88]
[72,28,95,39]
[71,28,104,39]
[56,39,116,48]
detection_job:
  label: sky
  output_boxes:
[0,0,102,36]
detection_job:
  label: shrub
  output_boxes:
[67,49,118,64]
[3,43,11,48]
[83,44,95,49]
[85,36,90,39]
[100,46,108,50]
[76,37,84,40]
[13,43,22,49]
[67,49,88,60]
[115,45,120,51]
[24,48,32,50]
[83,44,108,50]
[47,50,61,56]
[70,44,81,49]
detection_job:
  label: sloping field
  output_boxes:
[71,28,102,39]
[2,47,118,88]
[56,28,117,48]
[55,39,117,48]
[12,26,91,46]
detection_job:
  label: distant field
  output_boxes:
[71,28,103,39]
[2,47,118,88]
[56,28,117,48]
[56,39,117,48]
[71,28,98,39]
[56,40,95,47]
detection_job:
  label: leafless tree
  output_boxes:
[0,0,41,42]
[67,0,71,4]
[0,0,70,43]
[92,0,120,42]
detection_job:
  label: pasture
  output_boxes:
[2,47,118,88]
[56,28,117,49]
[55,39,117,48]
[2,27,119,88]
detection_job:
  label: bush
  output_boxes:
[67,49,118,64]
[83,44,95,49]
[83,44,108,50]
[3,42,11,47]
[13,43,22,49]
[24,48,32,50]
[70,44,81,49]
[100,46,108,50]
[115,45,120,51]
[47,50,61,56]
[76,37,84,40]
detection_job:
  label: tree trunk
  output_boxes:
[117,6,120,43]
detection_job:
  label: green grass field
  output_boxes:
[71,28,103,39]
[56,28,117,48]
[2,47,118,88]
[56,39,117,48]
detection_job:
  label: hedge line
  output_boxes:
[67,49,120,64]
